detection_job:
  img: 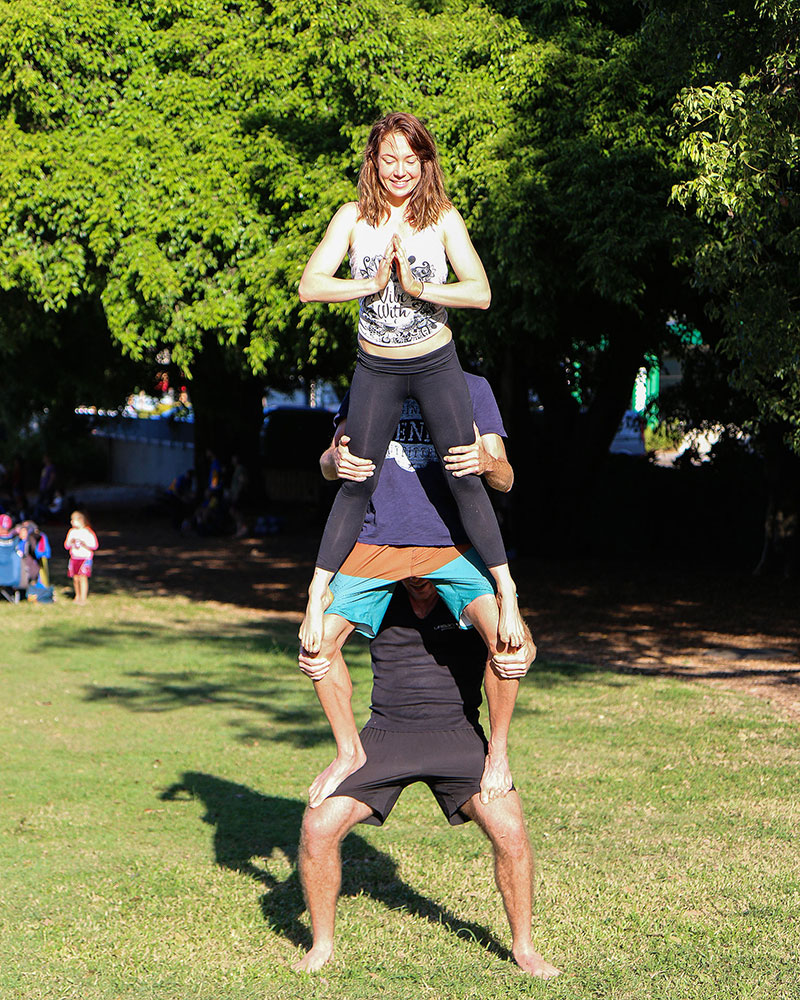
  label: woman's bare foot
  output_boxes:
[480,750,513,804]
[308,745,367,809]
[299,584,334,655]
[513,946,561,979]
[496,589,525,648]
[292,942,334,973]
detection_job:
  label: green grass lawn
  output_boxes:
[2,589,798,1000]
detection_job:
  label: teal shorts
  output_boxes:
[327,543,495,638]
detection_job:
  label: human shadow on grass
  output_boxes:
[161,771,512,961]
[73,620,355,749]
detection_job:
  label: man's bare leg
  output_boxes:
[464,594,535,804]
[292,795,373,972]
[461,791,561,979]
[300,614,366,808]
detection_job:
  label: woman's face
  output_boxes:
[377,133,422,203]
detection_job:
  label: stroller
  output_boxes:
[0,534,22,603]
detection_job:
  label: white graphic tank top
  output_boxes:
[350,220,449,347]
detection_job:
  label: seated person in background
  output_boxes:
[167,468,195,529]
[15,520,52,590]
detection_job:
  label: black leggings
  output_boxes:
[316,341,508,573]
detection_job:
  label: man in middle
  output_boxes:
[300,373,532,809]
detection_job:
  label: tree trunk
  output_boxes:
[187,335,264,501]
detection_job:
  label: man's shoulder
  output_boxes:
[463,373,496,410]
[463,372,490,395]
[463,374,505,435]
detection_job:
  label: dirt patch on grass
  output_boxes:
[46,508,800,721]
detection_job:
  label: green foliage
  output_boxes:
[671,0,800,449]
[643,420,685,453]
[0,0,268,373]
[1,0,798,467]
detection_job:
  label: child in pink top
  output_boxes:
[64,510,99,604]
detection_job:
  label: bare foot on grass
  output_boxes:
[513,946,561,979]
[308,746,366,808]
[299,584,334,655]
[480,750,513,804]
[292,942,334,973]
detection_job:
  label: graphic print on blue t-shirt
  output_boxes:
[385,397,437,472]
[336,374,506,547]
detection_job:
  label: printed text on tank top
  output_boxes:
[350,221,449,348]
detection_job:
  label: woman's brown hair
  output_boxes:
[357,112,452,230]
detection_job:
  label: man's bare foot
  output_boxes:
[496,590,525,648]
[292,942,334,973]
[299,585,334,655]
[513,945,561,979]
[308,746,367,809]
[480,750,513,804]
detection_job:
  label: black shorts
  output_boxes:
[330,725,488,827]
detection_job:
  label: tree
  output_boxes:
[0,0,275,477]
[3,0,792,552]
[671,0,800,451]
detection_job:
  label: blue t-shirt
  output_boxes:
[336,374,507,547]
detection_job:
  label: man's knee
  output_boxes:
[300,797,363,855]
[464,594,500,655]
[317,618,353,662]
[301,802,346,853]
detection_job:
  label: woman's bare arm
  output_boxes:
[393,208,491,310]
[299,203,392,303]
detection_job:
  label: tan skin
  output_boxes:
[297,132,525,655]
[292,580,560,980]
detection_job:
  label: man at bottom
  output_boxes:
[293,578,560,979]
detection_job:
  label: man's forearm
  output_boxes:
[319,446,339,481]
[483,453,514,493]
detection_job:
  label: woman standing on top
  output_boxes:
[298,111,523,653]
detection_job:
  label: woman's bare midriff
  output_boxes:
[358,326,453,359]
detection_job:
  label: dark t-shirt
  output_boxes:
[336,373,506,547]
[365,588,487,732]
